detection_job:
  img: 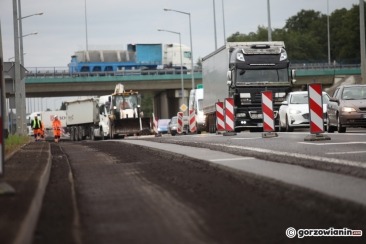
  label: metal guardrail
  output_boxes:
[25,67,199,78]
[25,64,361,78]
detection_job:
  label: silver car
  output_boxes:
[168,116,189,136]
[327,84,366,133]
[279,91,330,132]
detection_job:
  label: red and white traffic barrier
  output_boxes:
[262,91,275,132]
[0,102,3,175]
[216,102,225,132]
[224,98,236,136]
[308,84,324,134]
[261,91,278,138]
[177,112,183,134]
[305,83,330,141]
[189,109,197,133]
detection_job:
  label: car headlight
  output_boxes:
[279,48,288,61]
[289,109,301,115]
[237,52,245,61]
[342,107,356,112]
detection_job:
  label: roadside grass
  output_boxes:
[4,135,31,157]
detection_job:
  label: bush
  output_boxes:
[4,135,30,156]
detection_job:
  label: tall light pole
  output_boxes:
[84,0,89,61]
[157,29,185,106]
[16,0,42,135]
[213,0,218,49]
[221,0,227,44]
[360,0,366,84]
[18,2,43,66]
[164,8,195,90]
[12,0,26,135]
[327,0,331,65]
[267,0,272,41]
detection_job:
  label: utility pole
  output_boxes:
[267,0,272,41]
[0,22,9,137]
[13,0,26,135]
[213,0,218,49]
[360,0,366,84]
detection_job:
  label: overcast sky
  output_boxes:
[0,0,359,69]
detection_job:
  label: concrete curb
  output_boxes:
[13,143,52,244]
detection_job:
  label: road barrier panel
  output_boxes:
[215,102,225,134]
[177,112,184,134]
[223,98,237,136]
[189,109,197,133]
[261,91,278,138]
[305,83,330,141]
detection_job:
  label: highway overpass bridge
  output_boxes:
[3,63,362,119]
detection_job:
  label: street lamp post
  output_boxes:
[221,0,227,44]
[327,0,331,65]
[267,0,272,41]
[18,1,43,66]
[15,0,42,135]
[213,0,218,49]
[360,0,366,84]
[157,29,185,107]
[164,8,195,90]
[12,0,26,135]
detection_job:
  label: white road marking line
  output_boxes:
[299,141,366,146]
[231,138,263,140]
[326,151,366,155]
[210,143,366,169]
[210,157,255,162]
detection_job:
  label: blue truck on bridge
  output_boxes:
[68,43,192,74]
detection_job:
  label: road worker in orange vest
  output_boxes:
[52,115,62,143]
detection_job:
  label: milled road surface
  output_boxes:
[34,141,366,244]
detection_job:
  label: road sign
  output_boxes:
[180,104,187,112]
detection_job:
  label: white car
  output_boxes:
[278,91,330,132]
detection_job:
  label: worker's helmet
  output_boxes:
[54,115,58,119]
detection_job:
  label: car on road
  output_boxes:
[168,116,189,136]
[326,84,366,133]
[278,91,330,132]
[157,119,171,134]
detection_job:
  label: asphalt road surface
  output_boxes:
[33,140,366,244]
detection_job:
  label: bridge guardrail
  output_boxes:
[26,67,199,78]
[25,63,361,78]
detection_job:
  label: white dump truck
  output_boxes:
[66,84,152,141]
[66,98,104,141]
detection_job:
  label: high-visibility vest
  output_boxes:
[32,119,41,129]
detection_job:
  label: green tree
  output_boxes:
[225,3,366,64]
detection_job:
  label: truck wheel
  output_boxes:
[90,127,95,141]
[75,127,80,141]
[100,128,104,140]
[78,126,83,141]
[70,127,75,141]
[109,125,114,139]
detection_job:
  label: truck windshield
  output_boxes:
[236,68,288,83]
[114,95,138,109]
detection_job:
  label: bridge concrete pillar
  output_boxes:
[154,91,170,119]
